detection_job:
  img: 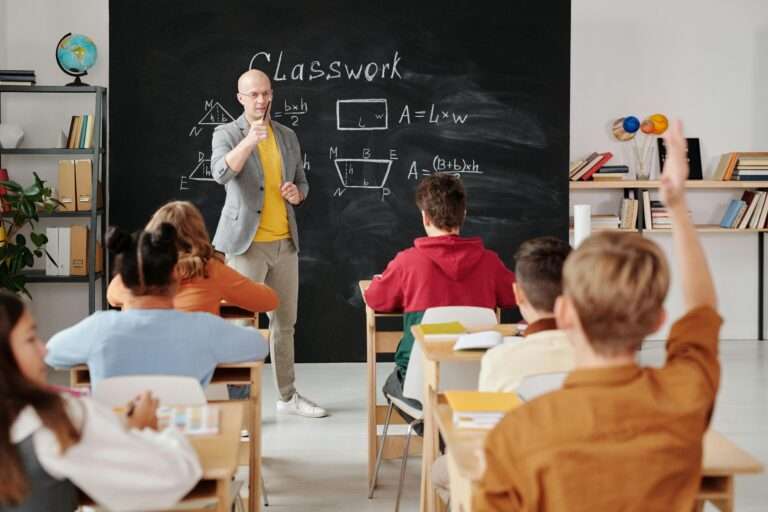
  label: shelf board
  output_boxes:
[571,180,768,190]
[569,227,638,233]
[646,225,768,233]
[0,148,97,155]
[22,270,103,283]
[37,209,104,218]
[0,85,105,93]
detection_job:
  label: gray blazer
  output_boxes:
[211,115,309,255]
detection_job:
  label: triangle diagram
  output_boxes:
[189,157,213,181]
[198,102,236,126]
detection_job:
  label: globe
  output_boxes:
[56,33,98,86]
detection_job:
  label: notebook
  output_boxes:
[421,321,466,341]
[444,391,522,429]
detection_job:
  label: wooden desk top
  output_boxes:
[413,324,521,363]
[189,402,244,480]
[432,393,764,482]
[68,361,264,387]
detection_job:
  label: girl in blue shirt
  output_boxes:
[46,223,268,387]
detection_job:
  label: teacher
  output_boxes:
[211,69,326,418]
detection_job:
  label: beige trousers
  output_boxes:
[227,238,298,400]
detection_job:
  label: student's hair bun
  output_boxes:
[148,222,178,247]
[106,226,134,254]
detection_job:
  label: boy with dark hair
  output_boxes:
[479,236,574,392]
[475,121,720,511]
[364,173,516,409]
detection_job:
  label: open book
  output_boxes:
[444,391,522,429]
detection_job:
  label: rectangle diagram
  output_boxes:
[336,99,388,131]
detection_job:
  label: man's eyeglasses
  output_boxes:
[238,91,272,100]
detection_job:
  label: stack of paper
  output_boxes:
[444,391,522,429]
[453,331,503,351]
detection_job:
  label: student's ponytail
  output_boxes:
[107,223,179,295]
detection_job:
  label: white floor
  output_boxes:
[53,340,768,511]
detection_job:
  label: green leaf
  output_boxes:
[23,184,41,197]
[15,233,26,246]
[22,250,34,268]
[30,232,47,247]
[33,250,42,258]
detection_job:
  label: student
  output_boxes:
[0,291,202,512]
[364,173,516,411]
[46,224,269,386]
[475,121,720,511]
[433,236,574,503]
[478,236,574,392]
[108,200,279,316]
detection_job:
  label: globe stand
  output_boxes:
[65,74,89,87]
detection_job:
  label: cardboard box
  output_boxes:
[70,225,86,276]
[74,159,103,211]
[69,225,102,276]
[57,160,76,212]
[45,227,59,276]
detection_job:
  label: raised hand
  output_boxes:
[659,120,689,210]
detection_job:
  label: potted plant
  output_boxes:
[0,172,61,297]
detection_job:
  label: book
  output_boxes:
[66,116,77,149]
[712,154,732,181]
[642,190,652,230]
[444,391,522,429]
[68,116,82,149]
[658,138,702,180]
[84,114,95,148]
[720,200,744,228]
[421,321,465,341]
[591,174,624,181]
[580,152,613,181]
[731,202,749,229]
[0,69,36,76]
[629,198,639,229]
[0,80,35,85]
[749,192,767,229]
[156,405,220,436]
[597,165,629,174]
[569,152,598,179]
[79,114,88,148]
[735,175,768,181]
[723,153,741,181]
[739,158,768,166]
[738,191,758,229]
[758,194,768,229]
[453,331,503,351]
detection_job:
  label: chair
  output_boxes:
[92,375,267,511]
[516,371,568,402]
[369,306,497,511]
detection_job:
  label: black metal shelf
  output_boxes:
[22,270,103,283]
[0,85,106,94]
[37,209,104,218]
[0,148,100,155]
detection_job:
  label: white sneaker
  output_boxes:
[276,393,328,418]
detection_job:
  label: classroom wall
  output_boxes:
[1,0,109,340]
[571,0,768,340]
[1,0,766,341]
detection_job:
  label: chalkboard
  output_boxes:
[109,0,570,362]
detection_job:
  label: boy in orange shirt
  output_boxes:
[475,121,721,511]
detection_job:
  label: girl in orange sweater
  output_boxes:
[108,201,278,315]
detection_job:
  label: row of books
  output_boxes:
[569,152,613,181]
[712,154,768,181]
[719,191,768,229]
[66,114,95,149]
[0,69,36,85]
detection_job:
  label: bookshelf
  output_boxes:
[571,179,767,339]
[0,85,107,314]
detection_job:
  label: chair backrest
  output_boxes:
[516,372,568,402]
[91,375,207,407]
[402,306,498,402]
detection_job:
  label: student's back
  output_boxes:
[46,308,266,386]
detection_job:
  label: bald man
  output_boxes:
[211,70,325,418]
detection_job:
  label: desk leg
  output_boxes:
[216,478,232,512]
[711,476,734,512]
[367,310,377,489]
[249,365,262,512]
[420,360,440,512]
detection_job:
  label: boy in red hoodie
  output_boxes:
[364,173,516,412]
